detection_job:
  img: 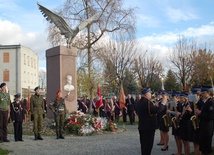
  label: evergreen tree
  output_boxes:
[123,69,140,95]
[164,70,179,91]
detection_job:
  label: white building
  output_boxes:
[0,44,39,98]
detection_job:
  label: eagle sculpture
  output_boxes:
[37,3,98,48]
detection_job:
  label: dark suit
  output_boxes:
[199,97,214,154]
[126,97,135,125]
[136,97,165,155]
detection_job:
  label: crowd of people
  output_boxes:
[136,86,214,155]
[77,94,138,125]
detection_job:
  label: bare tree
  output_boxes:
[46,0,136,112]
[133,52,163,90]
[169,36,196,91]
[97,35,139,95]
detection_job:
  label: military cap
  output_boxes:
[14,93,21,99]
[172,91,180,97]
[56,90,61,94]
[180,92,188,97]
[157,90,163,95]
[191,87,201,94]
[160,91,168,95]
[34,86,40,91]
[201,86,213,92]
[0,83,6,88]
[141,87,151,95]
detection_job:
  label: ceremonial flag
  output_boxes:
[119,84,126,109]
[95,87,103,109]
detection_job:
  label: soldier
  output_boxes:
[10,93,24,142]
[136,87,167,155]
[0,83,10,143]
[49,90,66,139]
[30,86,45,140]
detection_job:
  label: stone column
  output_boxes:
[46,46,77,118]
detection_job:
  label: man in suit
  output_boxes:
[126,94,135,125]
[136,88,167,155]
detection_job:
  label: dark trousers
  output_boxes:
[139,129,155,155]
[122,108,127,122]
[13,121,23,141]
[199,135,213,154]
[0,110,8,140]
[128,110,134,125]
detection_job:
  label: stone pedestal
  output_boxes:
[46,46,77,118]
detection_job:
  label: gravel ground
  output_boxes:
[2,124,212,155]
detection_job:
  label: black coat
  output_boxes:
[136,97,165,130]
[126,97,135,111]
[199,97,214,136]
[10,101,24,122]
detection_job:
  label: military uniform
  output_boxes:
[0,83,10,143]
[30,87,44,140]
[10,93,24,142]
[197,86,214,154]
[49,97,66,139]
[136,88,166,155]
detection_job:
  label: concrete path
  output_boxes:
[1,125,210,155]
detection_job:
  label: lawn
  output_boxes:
[0,147,11,155]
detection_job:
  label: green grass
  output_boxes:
[0,147,11,155]
[113,116,138,126]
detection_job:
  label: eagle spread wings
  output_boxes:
[37,3,98,48]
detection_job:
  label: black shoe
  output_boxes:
[3,139,10,142]
[161,146,169,151]
[19,139,24,141]
[157,143,164,146]
[59,135,65,139]
[34,134,38,140]
[37,134,43,140]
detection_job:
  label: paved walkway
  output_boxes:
[0,125,208,155]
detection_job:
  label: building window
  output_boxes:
[3,52,9,63]
[3,70,9,81]
[27,56,29,66]
[24,54,26,65]
[34,59,36,69]
[31,57,33,67]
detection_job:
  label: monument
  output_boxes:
[38,3,98,117]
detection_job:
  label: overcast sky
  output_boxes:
[0,0,214,69]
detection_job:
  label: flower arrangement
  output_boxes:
[64,111,117,136]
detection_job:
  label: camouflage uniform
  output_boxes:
[30,94,44,140]
[49,97,66,139]
[0,89,10,142]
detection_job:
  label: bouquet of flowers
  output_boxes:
[64,111,116,136]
